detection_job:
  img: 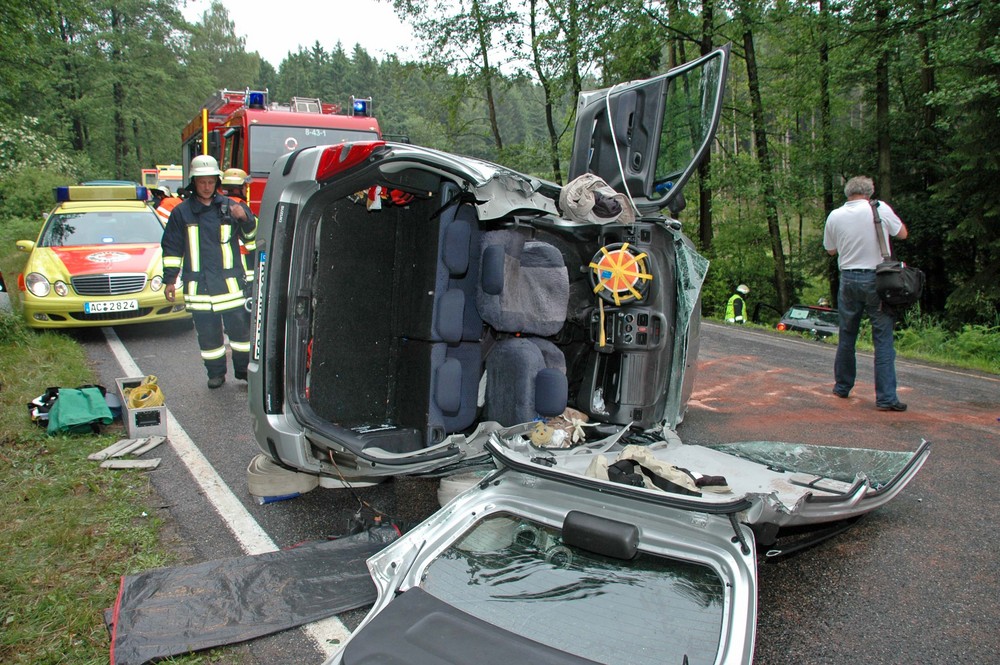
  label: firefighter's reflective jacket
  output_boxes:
[725,293,746,324]
[161,194,257,312]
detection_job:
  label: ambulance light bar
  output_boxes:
[54,185,149,202]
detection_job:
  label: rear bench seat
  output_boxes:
[476,229,570,426]
[393,183,483,444]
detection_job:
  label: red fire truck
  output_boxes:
[180,89,382,213]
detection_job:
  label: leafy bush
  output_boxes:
[700,217,780,320]
[0,116,82,218]
[0,166,75,220]
[896,316,1000,373]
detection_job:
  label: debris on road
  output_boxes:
[100,458,161,470]
[106,528,399,665]
[88,437,165,461]
[88,436,166,472]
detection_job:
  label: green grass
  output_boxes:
[0,313,237,664]
[894,317,1000,374]
[748,314,999,375]
[1,214,242,663]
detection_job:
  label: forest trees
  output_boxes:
[0,0,262,181]
[0,0,995,326]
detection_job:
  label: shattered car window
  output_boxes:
[706,441,919,488]
[420,513,725,665]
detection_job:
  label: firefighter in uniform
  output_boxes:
[725,284,750,324]
[219,168,256,284]
[161,156,257,388]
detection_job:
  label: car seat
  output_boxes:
[393,185,484,444]
[477,229,570,425]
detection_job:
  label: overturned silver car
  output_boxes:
[249,48,732,479]
[246,45,929,664]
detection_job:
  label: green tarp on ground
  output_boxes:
[46,386,113,435]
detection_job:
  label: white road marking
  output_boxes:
[102,327,350,658]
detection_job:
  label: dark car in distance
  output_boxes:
[776,304,839,339]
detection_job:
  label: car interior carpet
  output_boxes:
[309,195,481,450]
[310,201,402,426]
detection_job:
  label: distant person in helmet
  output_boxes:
[149,185,182,224]
[148,185,170,208]
[161,155,258,389]
[219,168,257,285]
[220,168,250,201]
[726,284,750,324]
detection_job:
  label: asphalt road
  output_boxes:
[77,319,1000,664]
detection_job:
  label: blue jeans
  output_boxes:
[834,271,899,406]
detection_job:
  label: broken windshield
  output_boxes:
[706,441,920,488]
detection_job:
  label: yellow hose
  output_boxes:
[122,375,165,408]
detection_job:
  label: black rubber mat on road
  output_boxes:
[106,528,398,665]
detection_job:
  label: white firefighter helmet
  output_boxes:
[221,168,250,187]
[190,155,222,178]
[736,284,750,295]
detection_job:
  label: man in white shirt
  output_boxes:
[823,175,909,411]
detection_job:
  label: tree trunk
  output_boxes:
[818,0,838,304]
[111,9,128,179]
[565,0,582,102]
[875,2,891,200]
[133,119,144,167]
[543,0,583,123]
[472,0,503,153]
[698,0,715,250]
[916,0,937,135]
[58,15,87,152]
[743,23,791,310]
[530,0,562,183]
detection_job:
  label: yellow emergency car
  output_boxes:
[16,184,189,329]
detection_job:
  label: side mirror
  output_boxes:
[16,240,35,253]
